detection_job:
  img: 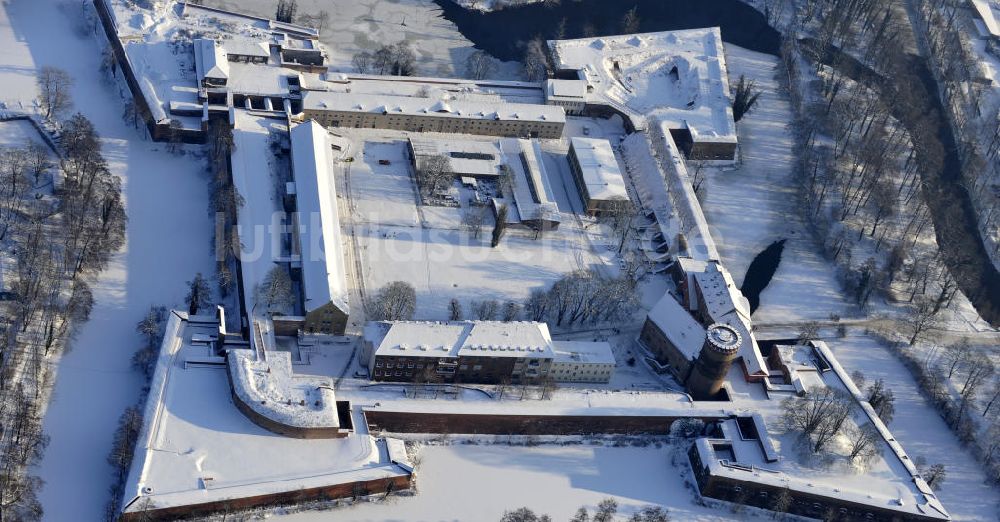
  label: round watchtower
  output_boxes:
[686,323,741,400]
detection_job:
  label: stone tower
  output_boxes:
[686,323,741,400]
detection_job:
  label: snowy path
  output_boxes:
[0,1,214,519]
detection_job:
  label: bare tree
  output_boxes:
[782,387,851,451]
[275,0,298,23]
[491,204,508,248]
[352,51,373,74]
[732,74,762,122]
[185,273,213,315]
[905,297,942,345]
[941,339,974,379]
[628,506,668,522]
[463,206,486,239]
[956,352,994,420]
[416,154,452,199]
[523,36,549,81]
[620,6,640,34]
[593,498,618,522]
[502,301,521,322]
[866,378,895,424]
[921,462,946,490]
[846,422,881,462]
[465,50,498,80]
[369,281,417,321]
[36,66,73,121]
[448,298,463,321]
[471,299,500,320]
[257,266,293,314]
[604,196,636,254]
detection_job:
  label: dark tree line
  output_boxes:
[524,269,638,328]
[352,43,417,76]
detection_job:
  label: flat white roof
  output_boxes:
[570,137,628,202]
[290,120,350,315]
[552,340,616,365]
[223,38,271,58]
[546,79,588,100]
[409,136,503,178]
[368,321,557,361]
[301,91,566,125]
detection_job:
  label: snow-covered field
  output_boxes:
[277,443,731,522]
[701,44,1000,520]
[701,45,851,325]
[0,1,215,519]
[826,334,1000,521]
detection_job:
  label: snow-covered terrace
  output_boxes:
[300,91,566,124]
[321,72,547,105]
[227,349,342,433]
[122,312,408,516]
[549,28,737,145]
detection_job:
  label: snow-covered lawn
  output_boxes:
[345,136,618,320]
[701,45,852,325]
[825,334,1000,521]
[0,1,215,519]
[277,443,731,522]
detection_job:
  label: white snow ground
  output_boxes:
[0,1,214,520]
[276,444,732,522]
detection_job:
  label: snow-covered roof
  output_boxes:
[971,0,1000,37]
[501,138,561,224]
[691,262,767,377]
[646,293,706,361]
[224,38,271,58]
[409,136,503,178]
[290,120,350,315]
[546,78,587,100]
[194,38,229,81]
[301,91,566,124]
[367,321,557,362]
[552,341,616,365]
[569,137,628,202]
[549,28,736,144]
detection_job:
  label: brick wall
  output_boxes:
[365,410,724,436]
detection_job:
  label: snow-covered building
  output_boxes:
[549,29,738,160]
[550,341,616,383]
[194,38,229,88]
[363,321,561,384]
[639,259,767,397]
[499,138,562,230]
[224,38,271,64]
[567,137,630,215]
[120,311,412,521]
[407,136,504,178]
[301,91,566,139]
[544,79,588,114]
[289,120,350,335]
